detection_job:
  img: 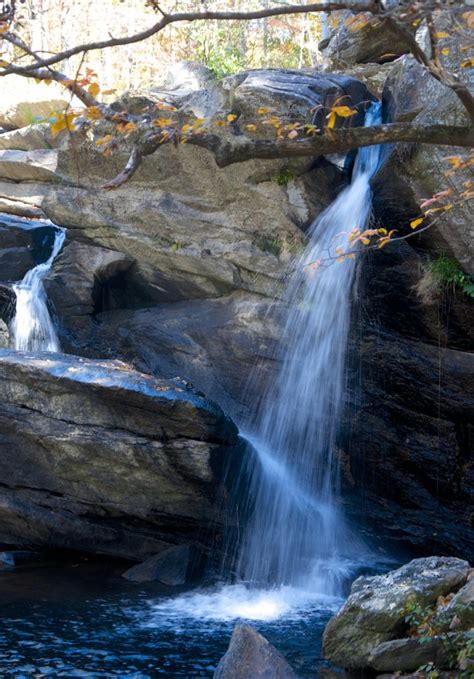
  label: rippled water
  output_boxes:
[0,559,341,677]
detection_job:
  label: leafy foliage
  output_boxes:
[429,256,474,298]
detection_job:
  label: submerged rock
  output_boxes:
[0,349,241,561]
[323,556,470,670]
[214,624,299,679]
[122,544,204,585]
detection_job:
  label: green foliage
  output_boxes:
[193,26,247,79]
[254,235,283,257]
[273,169,295,186]
[429,256,474,298]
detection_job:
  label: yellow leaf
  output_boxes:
[441,48,450,56]
[50,118,67,138]
[245,124,257,132]
[434,31,449,39]
[327,112,337,130]
[461,57,474,69]
[287,129,298,139]
[257,108,270,115]
[101,89,117,96]
[95,134,113,147]
[124,122,136,133]
[193,118,205,127]
[88,83,100,97]
[181,123,192,134]
[360,237,370,245]
[0,22,8,34]
[331,105,357,118]
[462,11,474,29]
[410,217,424,229]
[226,114,237,123]
[214,120,226,128]
[86,106,102,120]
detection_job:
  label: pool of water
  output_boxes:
[0,558,342,678]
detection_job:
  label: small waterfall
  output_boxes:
[10,225,65,352]
[237,102,383,594]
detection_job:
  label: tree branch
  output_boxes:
[102,122,474,189]
[1,2,380,75]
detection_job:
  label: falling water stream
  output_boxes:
[145,102,385,626]
[10,222,65,352]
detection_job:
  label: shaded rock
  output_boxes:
[122,544,204,585]
[0,349,241,561]
[214,624,299,679]
[368,633,469,672]
[44,240,134,340]
[381,53,474,274]
[0,550,43,570]
[342,242,474,560]
[88,292,281,421]
[322,556,470,670]
[0,319,9,348]
[432,576,474,632]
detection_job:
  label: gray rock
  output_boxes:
[0,319,9,348]
[0,349,241,561]
[323,556,471,670]
[322,11,410,69]
[381,51,474,274]
[122,544,200,585]
[432,576,474,632]
[368,633,467,672]
[213,624,299,679]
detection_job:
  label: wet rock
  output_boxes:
[122,544,204,585]
[0,349,241,561]
[214,624,299,679]
[322,556,470,670]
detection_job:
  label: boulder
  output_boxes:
[321,11,410,69]
[214,624,299,679]
[322,556,470,670]
[368,633,470,672]
[121,544,204,585]
[0,349,241,561]
[432,576,474,632]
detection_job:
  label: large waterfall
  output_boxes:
[237,102,383,595]
[10,224,65,352]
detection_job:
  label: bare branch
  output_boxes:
[1,2,380,75]
[102,121,474,190]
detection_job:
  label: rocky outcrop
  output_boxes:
[214,624,299,679]
[321,11,411,69]
[0,349,241,561]
[323,556,472,671]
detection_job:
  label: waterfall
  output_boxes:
[10,225,65,352]
[236,102,383,594]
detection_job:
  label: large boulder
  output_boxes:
[0,349,241,561]
[323,556,471,670]
[214,624,299,679]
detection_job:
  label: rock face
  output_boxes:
[214,624,299,679]
[323,556,471,670]
[322,11,411,69]
[0,349,241,561]
[0,64,472,563]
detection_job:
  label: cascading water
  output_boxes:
[145,103,385,630]
[10,223,65,352]
[236,101,383,595]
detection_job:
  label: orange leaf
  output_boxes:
[88,83,100,97]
